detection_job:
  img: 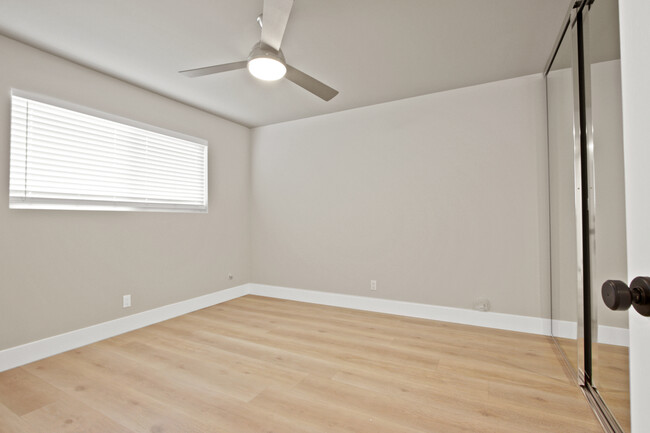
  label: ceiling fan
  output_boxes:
[179,0,339,101]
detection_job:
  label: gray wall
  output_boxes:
[0,35,251,350]
[251,74,551,318]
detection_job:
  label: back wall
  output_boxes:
[251,74,550,318]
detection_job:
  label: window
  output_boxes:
[9,90,208,212]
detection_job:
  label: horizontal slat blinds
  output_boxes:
[9,91,208,212]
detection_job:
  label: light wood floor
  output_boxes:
[554,336,630,431]
[0,295,603,433]
[597,343,630,432]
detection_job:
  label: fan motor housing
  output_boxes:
[248,42,286,64]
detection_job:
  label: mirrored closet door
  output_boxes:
[545,1,629,431]
[585,0,629,430]
[547,13,581,378]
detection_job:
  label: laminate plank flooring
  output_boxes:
[0,295,603,433]
[597,343,630,432]
[554,335,630,431]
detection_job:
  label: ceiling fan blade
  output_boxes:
[179,61,247,78]
[285,65,339,101]
[261,0,294,51]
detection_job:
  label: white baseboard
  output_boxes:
[1,282,629,372]
[551,319,578,340]
[249,283,551,335]
[550,319,628,347]
[249,284,630,346]
[0,284,251,373]
[598,324,629,347]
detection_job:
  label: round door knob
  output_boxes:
[602,280,633,311]
[602,277,650,317]
[630,276,650,317]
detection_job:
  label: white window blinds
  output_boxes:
[9,91,208,212]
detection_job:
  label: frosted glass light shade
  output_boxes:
[247,57,287,81]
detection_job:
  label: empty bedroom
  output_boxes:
[1,1,649,432]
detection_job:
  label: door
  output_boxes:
[583,0,630,429]
[546,15,581,379]
[618,1,650,431]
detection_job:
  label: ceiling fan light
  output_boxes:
[247,57,287,81]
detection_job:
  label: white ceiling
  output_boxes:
[0,0,569,127]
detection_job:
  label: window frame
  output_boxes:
[9,89,208,213]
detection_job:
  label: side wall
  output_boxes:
[251,74,551,318]
[0,35,251,350]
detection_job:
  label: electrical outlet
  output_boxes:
[473,297,490,312]
[123,294,132,308]
[370,280,377,291]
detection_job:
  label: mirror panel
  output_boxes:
[546,22,580,375]
[587,0,629,430]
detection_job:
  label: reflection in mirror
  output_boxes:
[587,0,629,430]
[546,22,579,376]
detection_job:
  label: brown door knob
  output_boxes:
[602,276,650,317]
